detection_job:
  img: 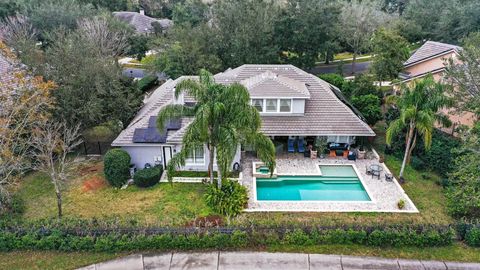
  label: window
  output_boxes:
[279,99,291,112]
[186,147,205,164]
[266,99,277,112]
[252,99,263,112]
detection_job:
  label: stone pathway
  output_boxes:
[78,252,480,270]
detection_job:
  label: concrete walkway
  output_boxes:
[78,251,480,270]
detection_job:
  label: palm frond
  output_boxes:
[156,104,191,133]
[386,118,404,146]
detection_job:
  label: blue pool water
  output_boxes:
[256,165,371,201]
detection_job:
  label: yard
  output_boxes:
[14,123,451,228]
[16,161,214,226]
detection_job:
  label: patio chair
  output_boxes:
[288,138,295,153]
[385,173,393,182]
[298,138,305,153]
[365,165,372,175]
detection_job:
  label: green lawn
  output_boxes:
[0,251,127,270]
[16,162,213,226]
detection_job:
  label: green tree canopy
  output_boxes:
[370,28,410,81]
[386,75,453,180]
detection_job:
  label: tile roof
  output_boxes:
[0,47,19,89]
[113,11,173,34]
[404,41,461,67]
[239,70,310,98]
[112,64,375,146]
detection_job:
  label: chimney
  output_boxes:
[139,9,145,15]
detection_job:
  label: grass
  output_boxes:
[334,52,372,61]
[16,162,213,226]
[268,243,480,262]
[0,251,127,270]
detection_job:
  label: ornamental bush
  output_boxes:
[104,149,131,188]
[133,167,162,188]
[465,227,480,247]
[137,75,158,93]
[204,180,248,222]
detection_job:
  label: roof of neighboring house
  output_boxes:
[112,64,375,146]
[395,67,446,85]
[404,41,461,68]
[113,11,173,34]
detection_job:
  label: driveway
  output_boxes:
[308,61,371,76]
[78,251,480,270]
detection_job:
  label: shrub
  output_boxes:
[133,167,162,188]
[319,73,345,89]
[465,227,480,247]
[350,94,383,126]
[446,154,480,219]
[397,199,405,209]
[137,75,158,93]
[410,156,426,171]
[204,180,248,222]
[104,149,131,188]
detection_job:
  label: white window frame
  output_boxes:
[185,147,205,165]
[250,98,293,113]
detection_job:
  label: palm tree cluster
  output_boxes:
[386,75,453,181]
[156,69,276,188]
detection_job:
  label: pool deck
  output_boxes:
[240,153,418,213]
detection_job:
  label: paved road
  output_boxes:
[78,251,480,270]
[308,61,371,76]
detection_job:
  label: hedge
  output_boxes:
[457,221,480,247]
[0,223,456,252]
[133,167,162,188]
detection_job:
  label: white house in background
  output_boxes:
[113,10,173,35]
[112,64,375,170]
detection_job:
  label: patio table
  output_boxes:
[369,164,383,179]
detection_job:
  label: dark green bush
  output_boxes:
[465,227,480,247]
[137,75,158,93]
[350,94,383,126]
[319,73,345,89]
[104,149,131,188]
[133,167,162,188]
[410,156,426,171]
[204,180,248,222]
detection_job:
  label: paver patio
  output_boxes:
[240,153,418,212]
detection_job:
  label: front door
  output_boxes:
[163,146,172,168]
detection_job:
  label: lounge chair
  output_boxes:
[298,138,305,153]
[288,138,295,153]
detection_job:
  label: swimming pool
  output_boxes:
[256,165,371,201]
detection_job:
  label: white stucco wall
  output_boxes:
[122,144,242,172]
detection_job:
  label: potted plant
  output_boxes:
[315,137,328,159]
[357,145,366,159]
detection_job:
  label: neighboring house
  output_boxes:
[112,64,375,170]
[113,10,173,35]
[398,41,476,134]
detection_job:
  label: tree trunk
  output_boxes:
[217,168,222,189]
[209,146,215,184]
[399,123,415,180]
[406,131,417,164]
[55,190,62,219]
[351,52,357,75]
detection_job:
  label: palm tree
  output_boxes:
[156,69,276,188]
[386,75,453,182]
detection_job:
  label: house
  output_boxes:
[113,10,173,35]
[398,41,476,134]
[112,64,375,170]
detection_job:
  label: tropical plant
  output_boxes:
[386,75,453,181]
[204,179,248,223]
[156,69,275,188]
